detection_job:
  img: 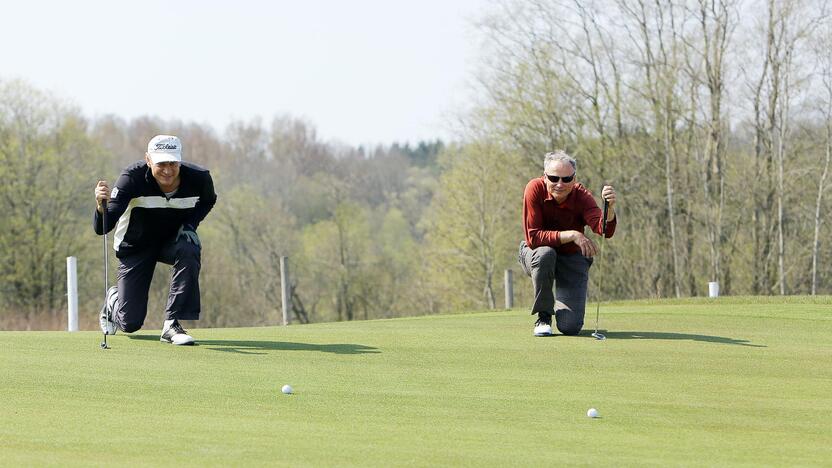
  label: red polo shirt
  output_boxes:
[523,177,616,254]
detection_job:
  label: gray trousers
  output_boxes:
[518,241,592,335]
[114,236,201,333]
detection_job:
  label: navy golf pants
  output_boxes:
[114,236,201,333]
[518,241,592,335]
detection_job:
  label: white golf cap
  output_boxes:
[147,135,182,164]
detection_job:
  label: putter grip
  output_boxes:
[602,197,609,237]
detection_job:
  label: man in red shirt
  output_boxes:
[519,150,617,336]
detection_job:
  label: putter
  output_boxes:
[101,199,110,350]
[591,196,609,341]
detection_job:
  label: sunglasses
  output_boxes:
[545,173,575,183]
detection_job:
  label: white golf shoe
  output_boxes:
[160,320,195,345]
[99,286,118,335]
[533,314,554,337]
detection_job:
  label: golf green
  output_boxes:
[1,297,830,466]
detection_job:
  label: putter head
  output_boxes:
[591,332,606,341]
[100,341,110,349]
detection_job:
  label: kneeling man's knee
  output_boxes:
[557,322,583,336]
[120,319,144,333]
[531,247,557,271]
[555,310,583,336]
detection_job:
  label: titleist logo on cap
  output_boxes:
[147,135,183,163]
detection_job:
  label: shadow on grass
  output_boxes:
[127,335,381,355]
[584,330,766,347]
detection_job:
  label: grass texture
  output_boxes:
[1,296,830,466]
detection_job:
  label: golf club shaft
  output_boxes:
[102,199,109,348]
[594,197,609,333]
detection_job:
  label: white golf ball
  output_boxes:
[587,408,599,418]
[281,384,293,395]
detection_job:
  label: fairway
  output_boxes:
[2,297,831,466]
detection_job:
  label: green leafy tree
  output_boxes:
[299,202,373,321]
[423,141,520,310]
[194,184,298,327]
[0,80,107,322]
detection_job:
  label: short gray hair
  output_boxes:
[543,150,577,172]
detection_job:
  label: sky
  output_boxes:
[0,0,489,146]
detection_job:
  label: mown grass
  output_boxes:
[1,297,830,466]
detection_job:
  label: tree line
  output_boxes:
[442,0,831,303]
[1,0,830,330]
[0,80,449,329]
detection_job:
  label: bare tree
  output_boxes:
[617,0,691,297]
[811,29,832,294]
[754,0,824,294]
[692,0,736,292]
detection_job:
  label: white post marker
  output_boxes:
[67,256,79,332]
[280,256,290,326]
[504,269,514,309]
[708,281,719,298]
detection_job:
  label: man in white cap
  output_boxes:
[94,135,217,345]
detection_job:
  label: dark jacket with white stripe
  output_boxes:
[93,161,217,258]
